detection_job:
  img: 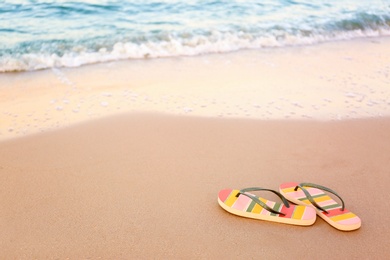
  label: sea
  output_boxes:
[1,0,389,72]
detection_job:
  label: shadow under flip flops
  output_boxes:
[218,187,316,226]
[279,182,361,231]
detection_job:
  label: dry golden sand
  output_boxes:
[1,114,390,258]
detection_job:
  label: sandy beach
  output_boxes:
[1,37,390,258]
[1,115,390,258]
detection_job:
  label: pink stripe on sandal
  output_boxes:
[218,187,316,226]
[279,182,361,231]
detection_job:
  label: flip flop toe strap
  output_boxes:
[294,182,345,213]
[237,187,290,216]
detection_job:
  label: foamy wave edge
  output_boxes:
[1,29,390,72]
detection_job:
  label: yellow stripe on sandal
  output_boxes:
[279,182,361,231]
[218,187,316,226]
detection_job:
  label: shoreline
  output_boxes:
[1,36,390,141]
[1,113,390,258]
[2,34,390,257]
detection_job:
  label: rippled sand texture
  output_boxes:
[1,37,390,140]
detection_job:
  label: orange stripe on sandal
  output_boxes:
[279,182,361,231]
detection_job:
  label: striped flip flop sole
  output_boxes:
[279,182,361,231]
[218,189,316,226]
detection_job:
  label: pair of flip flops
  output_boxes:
[218,182,361,231]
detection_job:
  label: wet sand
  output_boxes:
[1,37,390,140]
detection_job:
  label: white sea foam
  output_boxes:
[1,0,390,72]
[1,28,390,72]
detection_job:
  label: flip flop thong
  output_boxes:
[218,187,316,226]
[279,182,361,231]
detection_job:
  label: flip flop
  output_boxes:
[218,187,316,226]
[279,182,361,231]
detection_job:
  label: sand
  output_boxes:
[1,37,390,258]
[1,37,390,140]
[1,114,390,259]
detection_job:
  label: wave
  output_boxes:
[1,11,390,72]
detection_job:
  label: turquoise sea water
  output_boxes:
[1,0,389,72]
